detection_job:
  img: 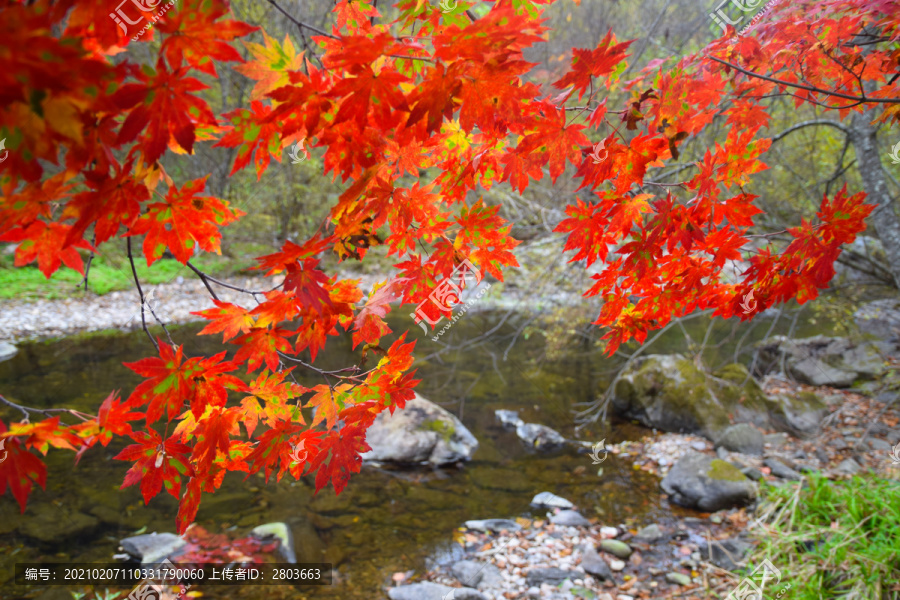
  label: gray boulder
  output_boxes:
[515,423,567,450]
[854,298,900,342]
[660,452,757,512]
[715,424,763,456]
[120,532,185,565]
[611,356,820,440]
[361,394,478,466]
[530,491,574,510]
[0,341,16,362]
[450,560,503,590]
[756,335,893,387]
[388,582,486,600]
[580,545,613,580]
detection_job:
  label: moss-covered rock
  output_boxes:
[661,452,757,511]
[360,393,478,466]
[611,356,829,440]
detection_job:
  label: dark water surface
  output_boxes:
[0,307,825,599]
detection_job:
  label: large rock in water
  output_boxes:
[361,394,478,466]
[388,582,486,600]
[611,355,822,440]
[755,335,893,387]
[660,452,757,512]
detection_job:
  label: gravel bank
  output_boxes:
[0,276,280,342]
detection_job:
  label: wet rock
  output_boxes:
[251,522,296,564]
[388,582,485,600]
[451,560,503,590]
[361,393,478,466]
[0,341,17,362]
[854,298,900,342]
[550,510,591,527]
[715,424,763,455]
[580,545,613,580]
[19,505,99,545]
[660,452,757,512]
[633,524,664,543]
[120,532,185,564]
[525,567,579,586]
[763,458,802,481]
[515,423,567,450]
[698,537,752,571]
[464,519,521,533]
[598,539,632,559]
[836,458,862,475]
[494,409,524,428]
[530,491,574,510]
[666,572,691,586]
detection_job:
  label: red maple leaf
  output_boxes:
[115,429,194,504]
[0,420,47,512]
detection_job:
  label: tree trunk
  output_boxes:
[848,111,900,289]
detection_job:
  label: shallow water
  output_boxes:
[0,307,830,599]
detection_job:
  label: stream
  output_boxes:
[0,307,829,599]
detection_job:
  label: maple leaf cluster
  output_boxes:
[0,0,895,530]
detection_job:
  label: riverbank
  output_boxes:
[386,376,900,600]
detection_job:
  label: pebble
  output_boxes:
[599,526,619,539]
[609,559,625,572]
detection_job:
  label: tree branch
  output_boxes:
[771,119,849,143]
[706,56,900,105]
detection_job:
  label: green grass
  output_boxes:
[746,473,900,599]
[0,249,251,301]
